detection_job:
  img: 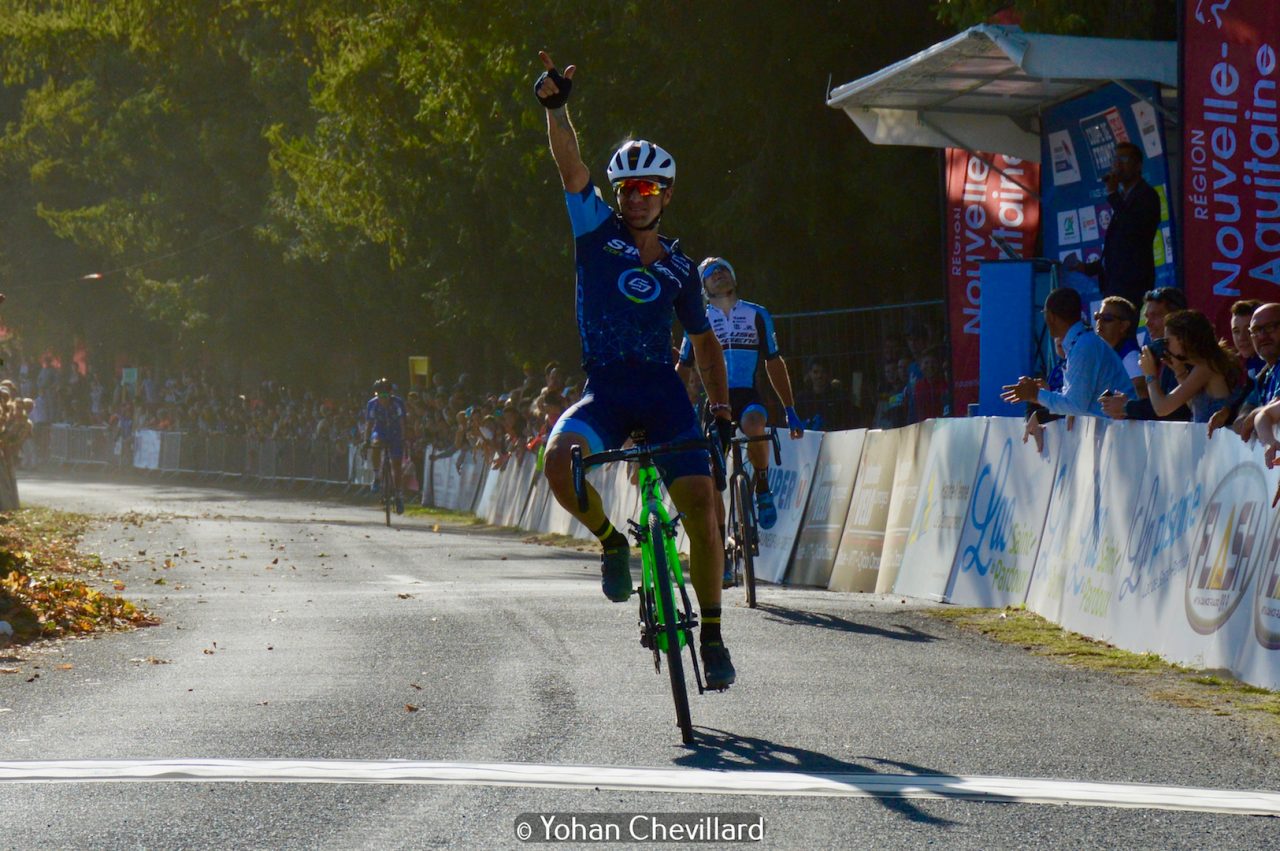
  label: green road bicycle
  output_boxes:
[571,428,725,745]
[722,426,781,609]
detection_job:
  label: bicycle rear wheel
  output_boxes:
[649,513,693,744]
[734,475,757,608]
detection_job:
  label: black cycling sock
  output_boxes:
[701,607,722,646]
[593,519,627,550]
[755,470,770,494]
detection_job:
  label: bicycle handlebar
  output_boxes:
[728,427,783,466]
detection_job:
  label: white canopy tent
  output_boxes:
[826,25,1177,165]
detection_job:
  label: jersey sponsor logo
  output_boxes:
[617,268,662,304]
[604,238,639,258]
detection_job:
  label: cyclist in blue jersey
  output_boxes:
[676,258,804,551]
[363,378,407,515]
[535,51,737,689]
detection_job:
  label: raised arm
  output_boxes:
[536,51,589,194]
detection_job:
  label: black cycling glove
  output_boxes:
[534,67,573,109]
[714,415,735,455]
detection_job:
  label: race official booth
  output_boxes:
[826,24,1178,414]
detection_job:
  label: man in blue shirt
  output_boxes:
[1001,287,1130,417]
[535,52,737,689]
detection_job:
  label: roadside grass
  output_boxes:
[402,504,485,525]
[0,507,156,646]
[933,606,1280,739]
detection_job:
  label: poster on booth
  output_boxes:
[944,149,1041,413]
[787,429,867,588]
[1025,417,1097,622]
[874,422,934,593]
[1040,82,1176,291]
[829,429,901,592]
[133,430,161,470]
[893,418,988,601]
[1182,0,1280,331]
[945,416,1060,608]
[1056,421,1152,643]
[752,431,823,585]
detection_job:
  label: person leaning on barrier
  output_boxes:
[1001,287,1131,429]
[1140,309,1241,424]
[1092,296,1145,399]
[1208,302,1280,441]
[1230,299,1266,378]
[1100,287,1192,422]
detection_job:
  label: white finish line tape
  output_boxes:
[0,760,1277,816]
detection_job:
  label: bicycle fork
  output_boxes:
[630,514,705,696]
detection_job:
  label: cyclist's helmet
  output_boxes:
[698,257,736,283]
[606,140,676,189]
[373,378,392,394]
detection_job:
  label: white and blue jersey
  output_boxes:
[566,182,710,381]
[678,300,781,390]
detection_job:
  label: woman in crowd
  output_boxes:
[1140,309,1241,423]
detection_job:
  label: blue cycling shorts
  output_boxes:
[372,433,404,460]
[550,365,709,486]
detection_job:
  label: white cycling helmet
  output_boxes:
[606,140,676,188]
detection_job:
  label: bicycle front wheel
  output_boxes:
[649,513,693,744]
[734,475,758,609]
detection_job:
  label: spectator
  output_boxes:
[1142,309,1241,423]
[907,346,950,423]
[1209,302,1280,440]
[873,359,908,428]
[1001,286,1129,418]
[795,359,847,430]
[1230,299,1265,378]
[1093,296,1145,398]
[1101,287,1192,422]
[1065,141,1162,307]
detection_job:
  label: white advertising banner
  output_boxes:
[1025,417,1096,622]
[893,418,988,601]
[788,429,868,588]
[829,429,900,592]
[1056,420,1152,643]
[946,416,1060,607]
[133,430,161,470]
[754,431,824,584]
[875,422,934,593]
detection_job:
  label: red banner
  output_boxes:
[1183,0,1280,329]
[944,149,1041,412]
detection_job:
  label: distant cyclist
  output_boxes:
[676,257,803,551]
[535,51,738,689]
[363,378,406,515]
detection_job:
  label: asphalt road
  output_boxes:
[1,472,1278,849]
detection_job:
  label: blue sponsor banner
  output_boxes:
[1040,82,1176,290]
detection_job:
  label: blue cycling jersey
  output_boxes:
[365,396,406,439]
[566,182,709,380]
[678,299,780,389]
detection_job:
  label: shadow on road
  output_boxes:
[675,728,985,825]
[753,603,939,643]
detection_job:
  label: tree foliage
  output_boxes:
[0,2,1173,388]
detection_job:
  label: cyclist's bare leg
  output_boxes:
[742,409,769,486]
[667,474,724,610]
[371,444,384,486]
[544,431,610,532]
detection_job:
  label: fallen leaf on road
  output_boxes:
[410,683,423,690]
[0,667,20,674]
[113,581,126,591]
[271,558,279,565]
[397,593,414,600]
[128,657,170,665]
[56,664,73,670]
[405,704,419,712]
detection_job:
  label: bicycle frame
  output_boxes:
[635,461,691,653]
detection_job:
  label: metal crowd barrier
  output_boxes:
[44,426,361,487]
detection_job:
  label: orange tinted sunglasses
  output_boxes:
[612,178,663,197]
